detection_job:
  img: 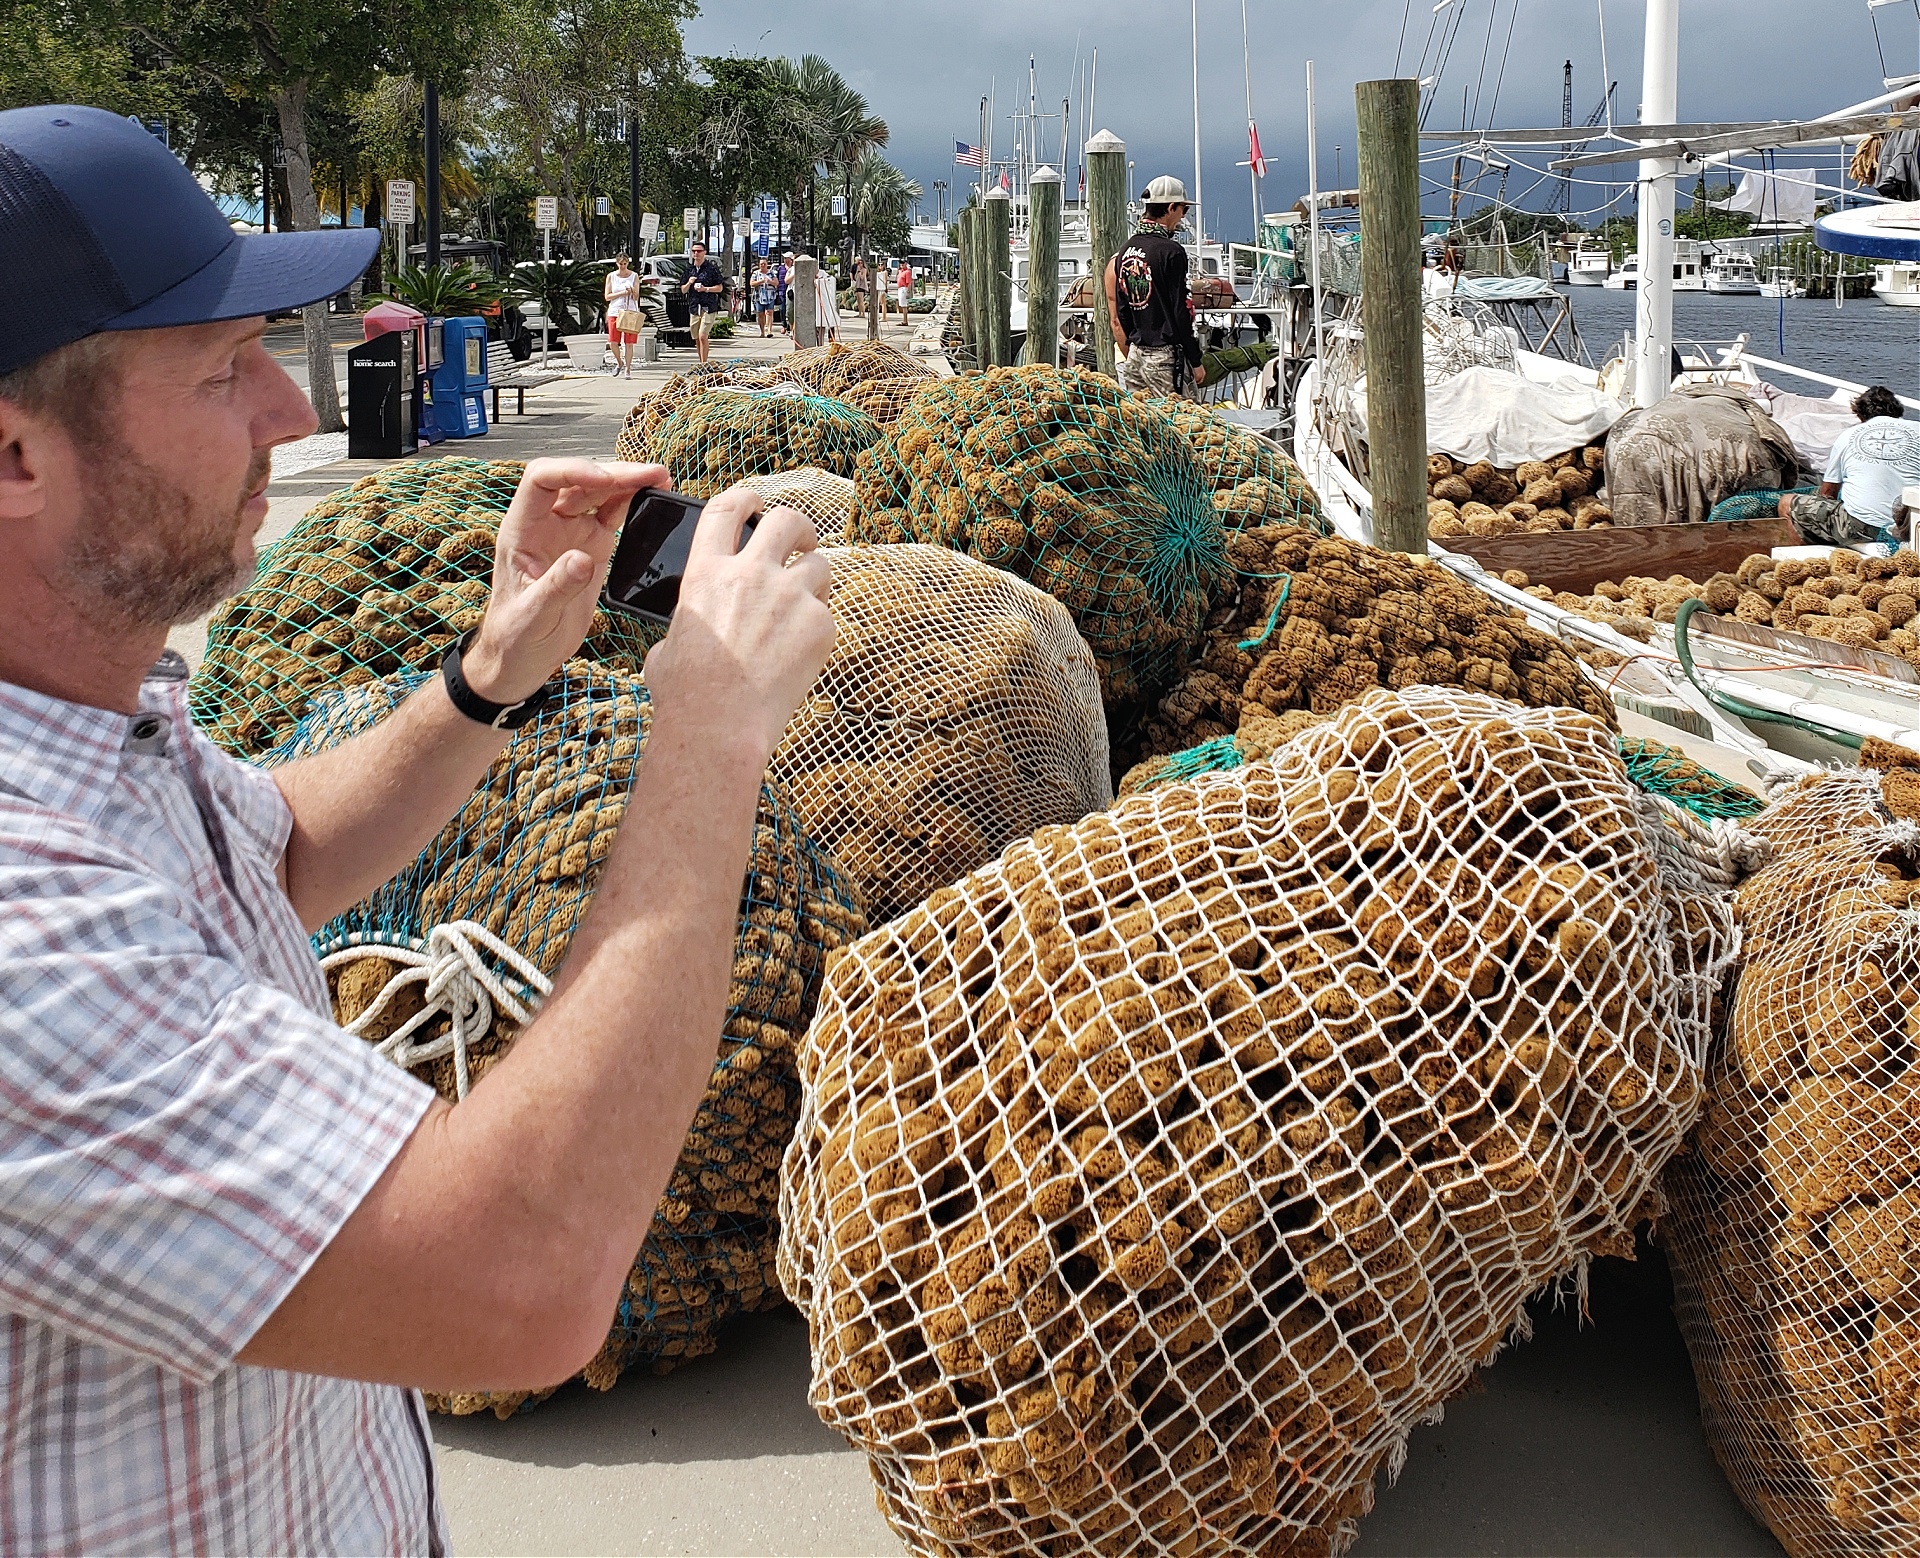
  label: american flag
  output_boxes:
[954,140,984,167]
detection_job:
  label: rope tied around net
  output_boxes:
[320,921,552,1100]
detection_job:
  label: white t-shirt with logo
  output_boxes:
[1827,416,1920,529]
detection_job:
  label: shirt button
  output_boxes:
[123,714,172,755]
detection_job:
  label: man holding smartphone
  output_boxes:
[0,105,834,1553]
[681,240,727,364]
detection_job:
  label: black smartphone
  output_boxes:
[601,487,756,626]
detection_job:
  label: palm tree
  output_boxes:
[767,55,887,265]
[847,150,920,338]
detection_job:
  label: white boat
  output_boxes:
[1758,266,1806,299]
[1602,240,1706,291]
[1566,236,1612,287]
[1873,260,1920,307]
[1705,252,1762,294]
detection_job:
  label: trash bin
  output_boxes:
[639,327,660,364]
[347,328,418,459]
[423,315,490,439]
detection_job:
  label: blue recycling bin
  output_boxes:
[422,316,490,439]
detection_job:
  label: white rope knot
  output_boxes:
[321,922,553,1100]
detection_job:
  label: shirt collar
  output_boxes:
[0,658,189,824]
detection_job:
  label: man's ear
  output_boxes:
[0,399,56,524]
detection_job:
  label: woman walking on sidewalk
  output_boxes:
[604,254,642,378]
[751,257,777,337]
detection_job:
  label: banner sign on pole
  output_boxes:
[831,194,846,218]
[595,195,610,217]
[386,179,415,225]
[535,195,560,230]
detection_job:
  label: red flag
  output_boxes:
[998,169,1010,191]
[1248,121,1268,180]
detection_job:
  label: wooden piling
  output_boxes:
[1086,129,1127,380]
[1024,167,1062,367]
[984,187,1012,368]
[1355,78,1429,556]
[956,207,977,366]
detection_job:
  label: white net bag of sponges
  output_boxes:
[736,467,859,545]
[779,686,1735,1557]
[770,545,1112,924]
[1664,804,1920,1555]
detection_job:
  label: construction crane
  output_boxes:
[1550,62,1576,213]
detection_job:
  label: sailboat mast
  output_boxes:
[1307,59,1325,368]
[1633,0,1680,409]
[1241,0,1259,248]
[1190,0,1205,242]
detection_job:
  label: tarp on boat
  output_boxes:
[1353,363,1627,466]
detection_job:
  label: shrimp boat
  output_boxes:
[1758,265,1806,299]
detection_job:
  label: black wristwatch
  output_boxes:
[441,631,552,730]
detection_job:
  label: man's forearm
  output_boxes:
[272,676,511,930]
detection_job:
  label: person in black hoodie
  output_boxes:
[1102,174,1208,398]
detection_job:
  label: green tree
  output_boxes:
[1675,176,1753,241]
[765,54,886,264]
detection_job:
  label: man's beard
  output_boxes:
[57,445,270,630]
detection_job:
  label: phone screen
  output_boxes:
[601,488,756,624]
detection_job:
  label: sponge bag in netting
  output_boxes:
[626,384,882,499]
[735,467,858,545]
[780,685,1735,1558]
[847,364,1228,709]
[1164,399,1328,536]
[267,662,868,1410]
[1665,806,1920,1556]
[747,339,934,399]
[190,458,656,760]
[771,544,1112,923]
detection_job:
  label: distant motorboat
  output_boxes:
[1758,266,1806,300]
[1705,252,1762,294]
[1873,261,1920,308]
[1601,240,1707,291]
[1567,236,1611,287]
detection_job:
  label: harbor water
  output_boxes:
[1563,284,1920,399]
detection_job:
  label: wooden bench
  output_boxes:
[485,340,567,418]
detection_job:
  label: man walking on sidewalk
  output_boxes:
[680,241,726,364]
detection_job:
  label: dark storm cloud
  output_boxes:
[686,1,1895,242]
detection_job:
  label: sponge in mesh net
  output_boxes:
[276,665,868,1412]
[1666,773,1920,1555]
[735,467,858,545]
[847,364,1231,709]
[189,458,655,760]
[771,545,1113,922]
[781,685,1734,1557]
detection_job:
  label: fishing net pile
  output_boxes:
[771,545,1112,924]
[1500,549,1920,665]
[1665,765,1920,1554]
[780,685,1735,1557]
[1163,401,1328,535]
[189,458,655,759]
[1425,446,1612,538]
[735,468,858,545]
[274,666,867,1411]
[846,365,1228,707]
[619,385,882,499]
[1116,524,1614,782]
[612,361,738,461]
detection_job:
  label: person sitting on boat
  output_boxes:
[1102,174,1208,399]
[1781,385,1920,545]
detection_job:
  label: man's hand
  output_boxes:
[642,487,835,764]
[463,459,668,704]
[1193,362,1208,387]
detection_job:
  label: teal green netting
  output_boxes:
[625,384,882,498]
[1617,734,1765,819]
[268,662,867,1406]
[847,363,1230,707]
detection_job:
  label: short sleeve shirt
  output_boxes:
[1112,225,1201,363]
[0,658,441,1555]
[1827,416,1920,529]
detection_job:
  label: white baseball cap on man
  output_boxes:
[1143,175,1189,205]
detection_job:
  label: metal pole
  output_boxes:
[1634,0,1680,408]
[1190,0,1205,242]
[1306,62,1325,371]
[984,185,1013,367]
[1355,78,1429,555]
[423,80,441,270]
[627,99,640,262]
[1087,128,1127,380]
[1025,166,1062,367]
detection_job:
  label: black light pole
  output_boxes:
[424,80,441,269]
[627,99,640,258]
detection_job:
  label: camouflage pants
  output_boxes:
[1119,344,1193,399]
[1790,493,1889,547]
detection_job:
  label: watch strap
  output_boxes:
[441,631,550,730]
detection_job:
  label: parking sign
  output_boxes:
[386,179,415,224]
[639,211,660,245]
[535,195,560,230]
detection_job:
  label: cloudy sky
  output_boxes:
[684,0,1914,242]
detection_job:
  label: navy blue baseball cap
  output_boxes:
[0,104,381,375]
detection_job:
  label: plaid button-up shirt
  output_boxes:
[0,655,445,1555]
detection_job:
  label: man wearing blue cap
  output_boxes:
[0,106,835,1553]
